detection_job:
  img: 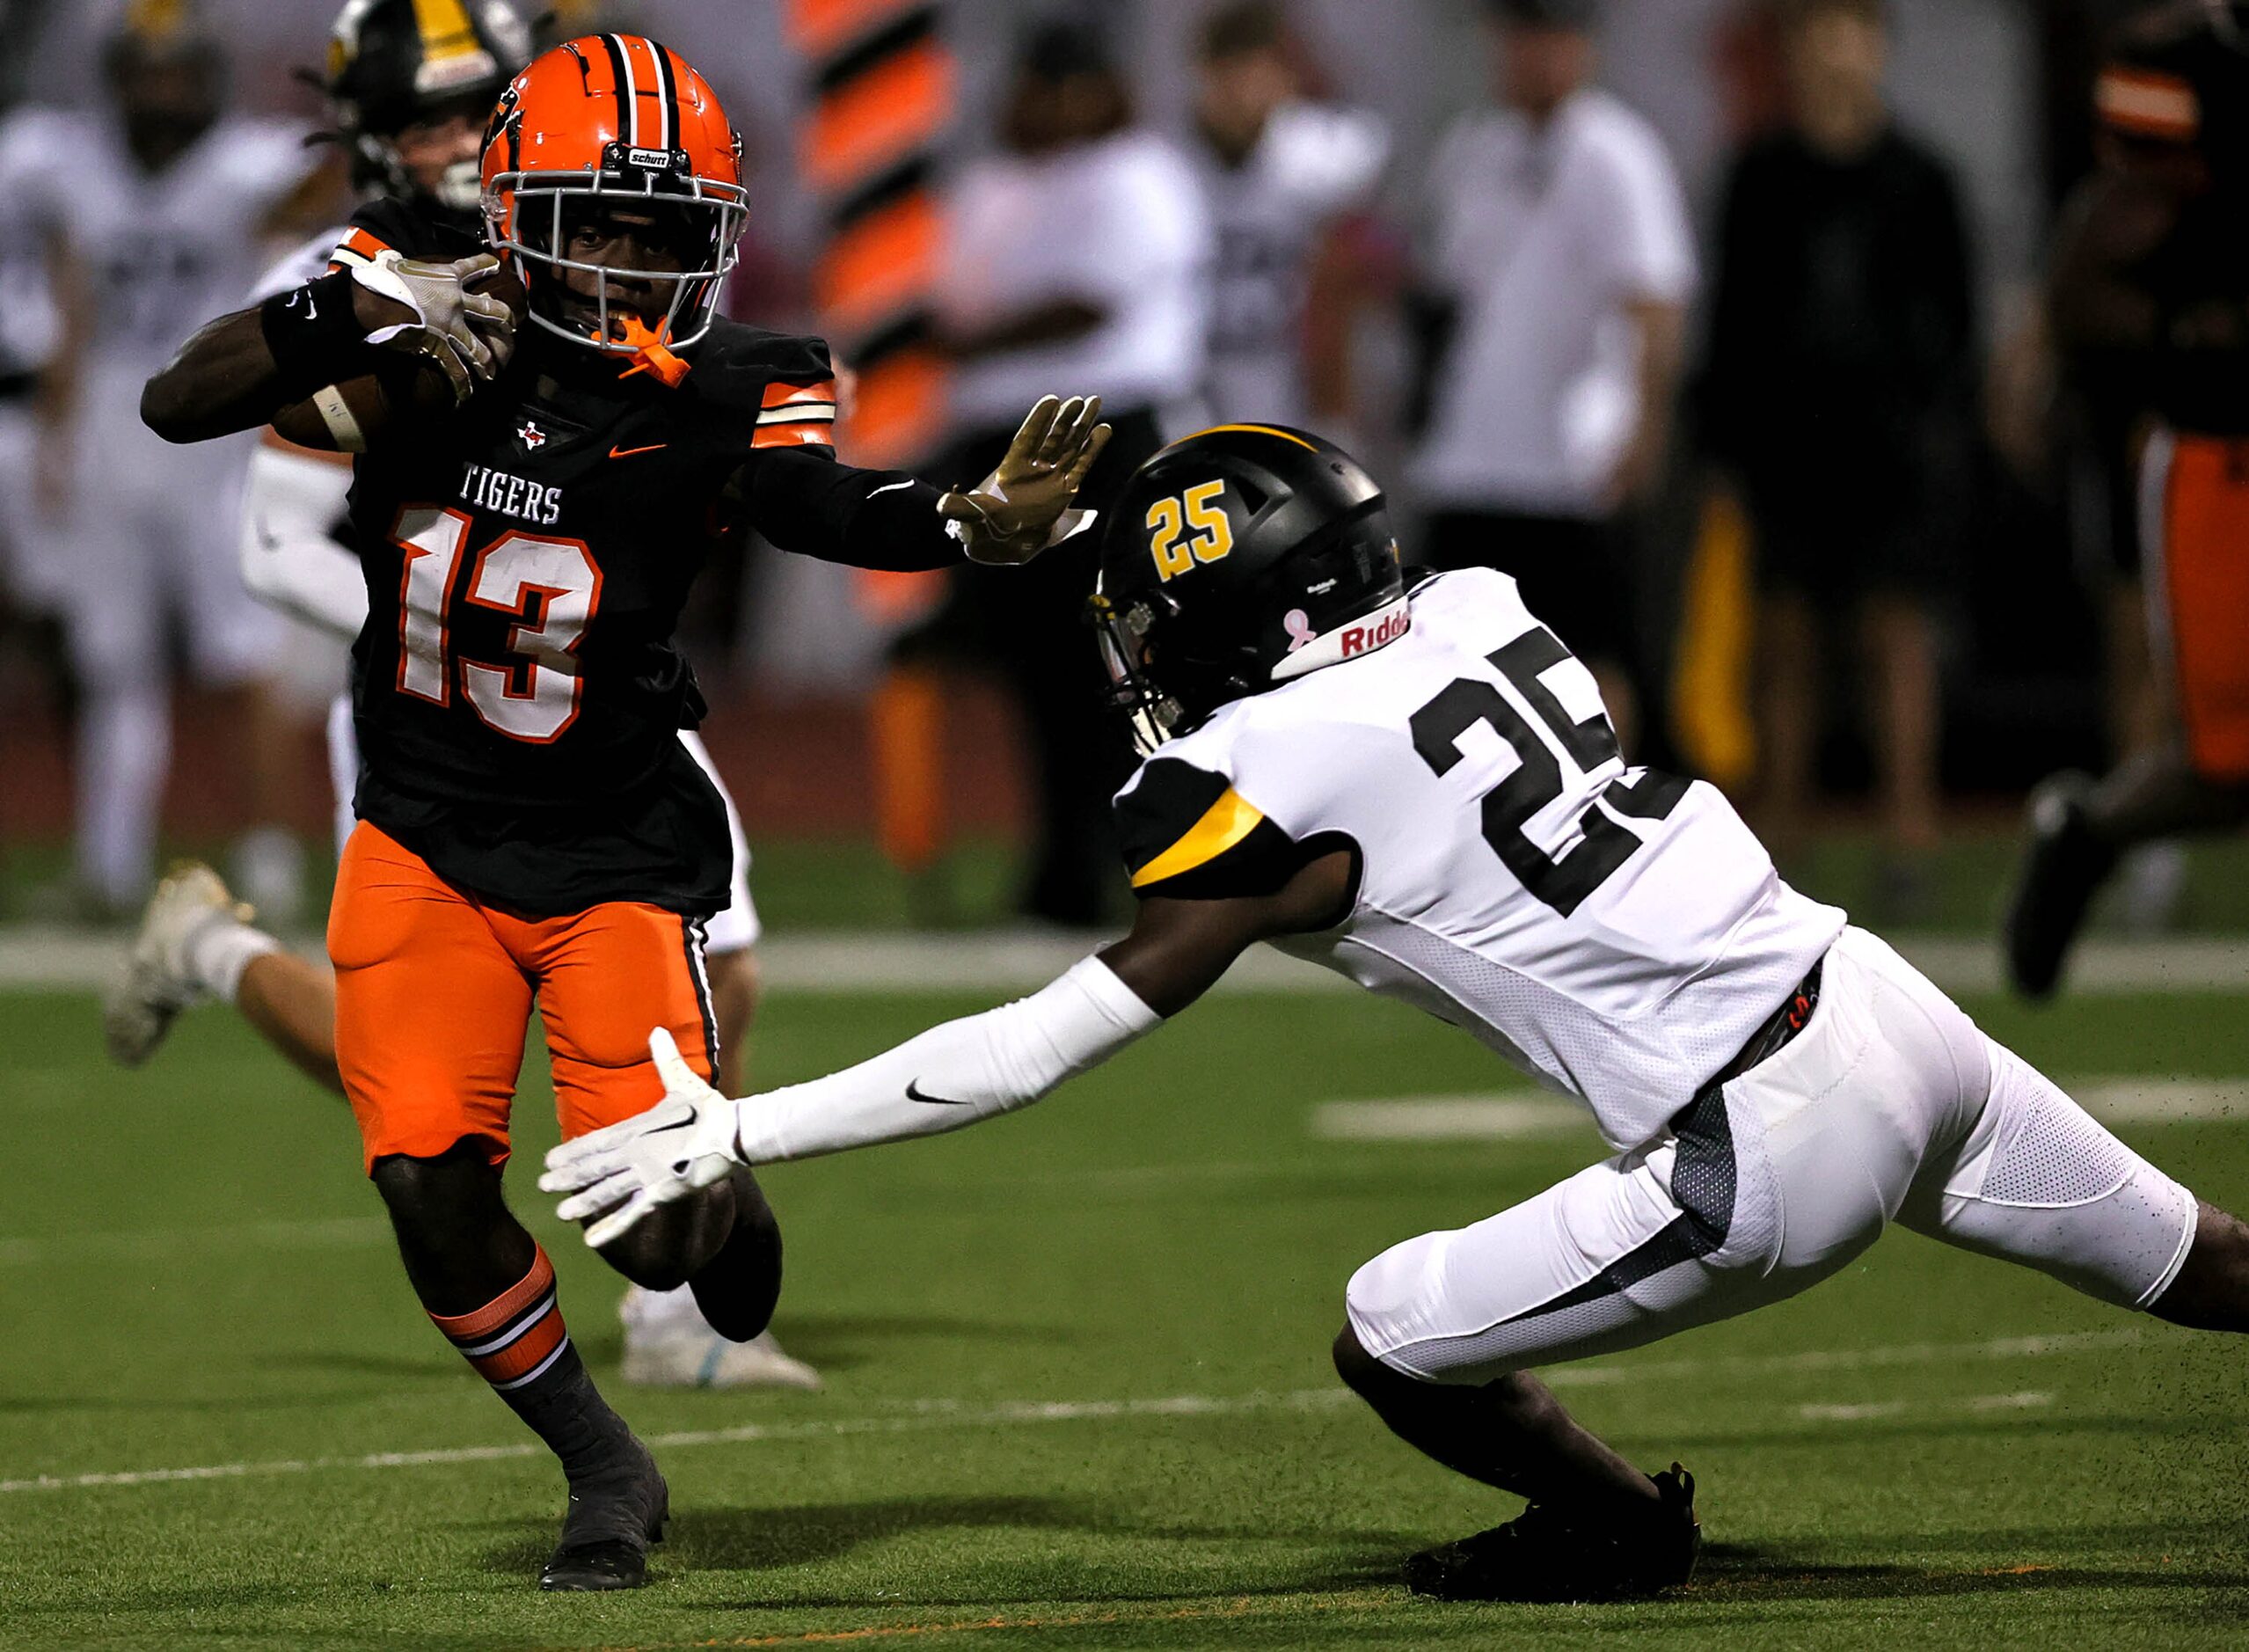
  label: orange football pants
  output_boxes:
[327,822,719,1173]
[2148,430,2249,781]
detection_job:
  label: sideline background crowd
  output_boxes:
[0,0,2214,935]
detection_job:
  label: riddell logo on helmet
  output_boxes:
[1340,608,1410,657]
[1270,595,1412,683]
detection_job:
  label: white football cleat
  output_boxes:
[103,862,249,1068]
[620,1325,824,1392]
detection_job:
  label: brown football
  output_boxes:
[269,260,529,452]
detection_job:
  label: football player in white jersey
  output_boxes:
[543,424,2249,1604]
[1188,3,1387,432]
[102,0,814,1393]
[6,0,325,916]
[0,102,64,632]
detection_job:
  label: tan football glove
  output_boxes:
[937,394,1113,566]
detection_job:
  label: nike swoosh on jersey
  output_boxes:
[905,1079,971,1106]
[867,479,916,497]
[609,442,668,459]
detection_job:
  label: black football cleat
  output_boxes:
[1403,1464,1699,1604]
[539,1438,668,1592]
[2004,772,2116,1001]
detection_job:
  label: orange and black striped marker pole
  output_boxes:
[785,0,956,897]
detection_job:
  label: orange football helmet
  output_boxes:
[480,34,748,355]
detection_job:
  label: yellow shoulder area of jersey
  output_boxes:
[1130,786,1267,889]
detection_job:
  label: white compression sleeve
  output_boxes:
[732,956,1159,1163]
[237,445,369,642]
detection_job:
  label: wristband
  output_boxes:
[259,270,372,400]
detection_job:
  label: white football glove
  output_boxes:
[350,252,515,404]
[538,1028,741,1248]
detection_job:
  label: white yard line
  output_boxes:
[0,1214,391,1267]
[2069,1078,2249,1123]
[1793,1393,2051,1422]
[1311,1095,1584,1142]
[0,1328,2154,1496]
[4,928,2246,996]
[1316,1077,2249,1144]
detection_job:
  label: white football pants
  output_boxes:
[60,376,278,905]
[1347,926,2201,1383]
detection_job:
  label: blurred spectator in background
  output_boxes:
[1701,0,1974,901]
[2004,0,2192,932]
[926,18,1209,927]
[1,0,327,918]
[2007,0,2249,998]
[0,92,63,655]
[1410,0,1692,753]
[1187,0,1386,435]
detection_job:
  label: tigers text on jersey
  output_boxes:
[344,315,840,918]
[1114,568,1844,1151]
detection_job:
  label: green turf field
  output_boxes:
[3,981,2247,1649]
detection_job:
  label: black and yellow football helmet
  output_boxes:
[1092,424,1407,755]
[105,0,228,164]
[323,0,531,217]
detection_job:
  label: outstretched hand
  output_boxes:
[937,393,1111,566]
[538,1028,740,1249]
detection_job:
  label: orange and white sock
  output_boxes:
[428,1246,575,1397]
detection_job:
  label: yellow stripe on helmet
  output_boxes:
[1169,423,1318,454]
[125,0,189,41]
[410,0,482,62]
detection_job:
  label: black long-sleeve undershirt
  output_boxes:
[736,446,963,574]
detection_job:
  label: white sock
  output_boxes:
[76,683,169,908]
[230,826,306,926]
[619,1283,706,1337]
[183,916,282,1005]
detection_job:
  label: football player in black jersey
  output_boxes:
[142,33,1108,1590]
[2006,1,2249,997]
[111,0,819,1391]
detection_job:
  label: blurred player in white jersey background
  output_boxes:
[1186,2,1388,435]
[2,0,331,919]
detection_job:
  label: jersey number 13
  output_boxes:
[390,507,602,744]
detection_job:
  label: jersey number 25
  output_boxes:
[1411,625,1688,917]
[391,507,601,744]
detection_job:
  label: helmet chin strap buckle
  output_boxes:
[616,316,691,387]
